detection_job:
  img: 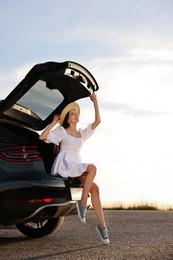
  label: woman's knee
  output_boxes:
[90,183,100,195]
[88,164,97,175]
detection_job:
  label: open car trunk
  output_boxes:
[0,61,99,131]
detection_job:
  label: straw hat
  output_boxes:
[59,102,80,126]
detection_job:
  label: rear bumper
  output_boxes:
[15,201,78,225]
[0,183,83,226]
[17,186,83,224]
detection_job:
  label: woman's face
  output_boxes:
[68,109,79,124]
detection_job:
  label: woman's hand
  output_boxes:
[53,114,60,123]
[90,92,97,103]
[39,114,60,141]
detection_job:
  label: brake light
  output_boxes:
[0,146,42,162]
[11,198,53,204]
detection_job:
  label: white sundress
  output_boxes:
[47,124,95,178]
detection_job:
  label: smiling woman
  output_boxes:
[39,91,110,244]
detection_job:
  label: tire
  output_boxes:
[16,217,64,238]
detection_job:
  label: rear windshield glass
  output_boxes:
[17,80,64,120]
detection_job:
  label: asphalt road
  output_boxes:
[0,210,173,260]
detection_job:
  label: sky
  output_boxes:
[1,0,173,207]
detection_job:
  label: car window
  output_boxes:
[17,80,64,120]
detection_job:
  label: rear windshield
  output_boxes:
[17,80,64,120]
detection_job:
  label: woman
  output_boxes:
[39,92,109,245]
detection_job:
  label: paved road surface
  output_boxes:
[0,210,173,259]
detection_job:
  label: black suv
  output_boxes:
[0,61,99,238]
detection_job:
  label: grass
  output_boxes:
[101,201,173,211]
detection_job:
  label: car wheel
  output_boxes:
[16,217,64,238]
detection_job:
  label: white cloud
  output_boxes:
[0,63,36,99]
[83,45,173,115]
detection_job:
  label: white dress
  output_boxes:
[47,124,95,178]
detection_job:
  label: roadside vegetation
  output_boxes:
[101,202,173,211]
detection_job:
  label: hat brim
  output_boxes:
[59,102,80,126]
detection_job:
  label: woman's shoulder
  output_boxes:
[47,125,67,144]
[49,125,67,138]
[79,124,90,132]
[80,124,95,140]
[53,125,66,133]
[80,124,93,131]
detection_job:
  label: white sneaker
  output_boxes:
[95,225,110,245]
[76,200,87,224]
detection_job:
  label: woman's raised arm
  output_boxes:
[39,115,60,140]
[90,92,101,129]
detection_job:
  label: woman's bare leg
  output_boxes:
[78,172,109,244]
[79,174,106,228]
[80,165,96,206]
[90,183,106,228]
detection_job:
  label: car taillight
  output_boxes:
[0,146,42,162]
[11,198,53,204]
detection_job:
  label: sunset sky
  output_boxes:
[1,0,173,207]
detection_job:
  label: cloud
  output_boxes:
[99,101,173,117]
[0,62,36,99]
[82,45,173,114]
[2,41,173,116]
